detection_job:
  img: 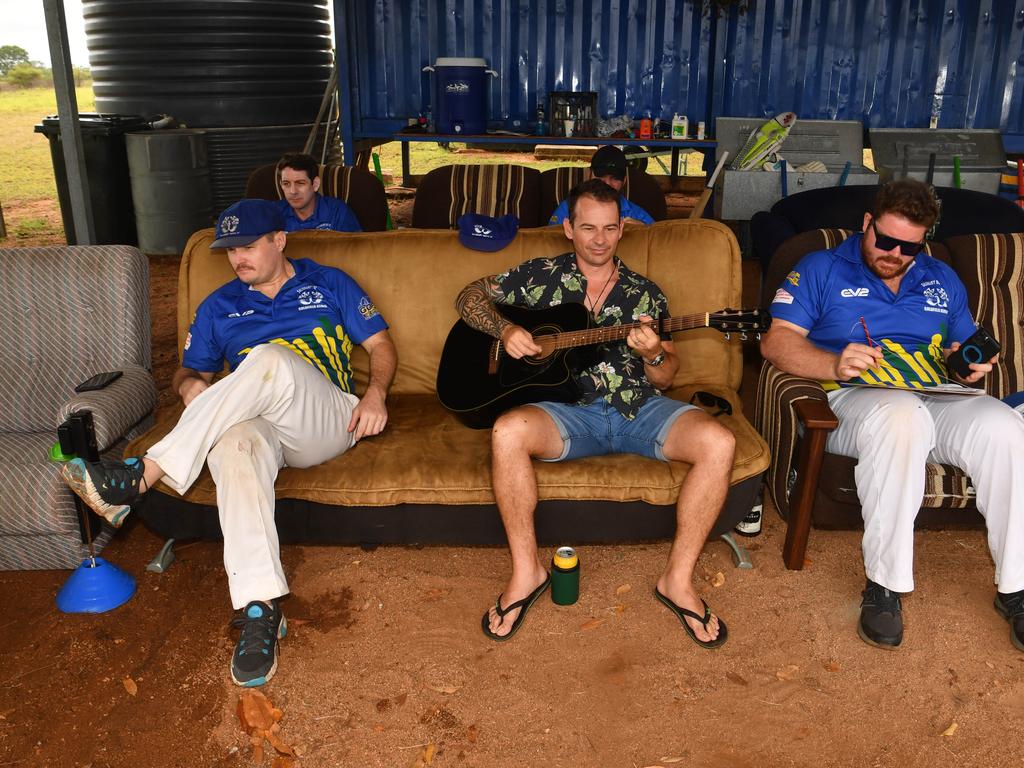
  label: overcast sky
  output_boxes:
[0,0,90,67]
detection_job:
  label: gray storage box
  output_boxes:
[713,117,877,220]
[868,129,1005,194]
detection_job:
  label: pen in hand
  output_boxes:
[859,316,879,349]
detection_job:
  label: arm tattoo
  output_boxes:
[455,277,511,339]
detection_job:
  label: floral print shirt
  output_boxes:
[493,252,671,419]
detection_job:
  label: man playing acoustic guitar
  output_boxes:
[456,179,736,647]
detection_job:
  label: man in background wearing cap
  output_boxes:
[548,145,655,226]
[276,151,362,233]
[457,178,735,648]
[61,199,397,686]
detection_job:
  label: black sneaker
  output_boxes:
[994,590,1024,652]
[858,580,903,649]
[60,457,146,527]
[734,505,762,537]
[230,600,287,687]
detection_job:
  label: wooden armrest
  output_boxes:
[793,398,839,431]
[783,396,839,570]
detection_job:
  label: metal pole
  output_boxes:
[42,0,95,244]
[0,200,6,239]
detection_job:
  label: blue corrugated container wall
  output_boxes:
[336,0,1024,158]
[339,0,714,136]
[712,0,1024,149]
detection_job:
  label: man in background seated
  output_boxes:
[62,199,396,686]
[276,151,362,233]
[548,145,655,226]
[760,179,1024,653]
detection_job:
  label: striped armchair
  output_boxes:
[0,246,156,569]
[755,229,1024,568]
[411,164,542,228]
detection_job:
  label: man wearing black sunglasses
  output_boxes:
[761,179,1024,653]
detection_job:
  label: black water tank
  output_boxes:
[83,0,332,128]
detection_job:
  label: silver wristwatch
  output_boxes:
[644,351,665,367]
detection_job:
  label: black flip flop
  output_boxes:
[481,573,551,641]
[654,587,728,649]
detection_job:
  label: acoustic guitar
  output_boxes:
[436,303,770,429]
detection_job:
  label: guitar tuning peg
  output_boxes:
[755,332,762,341]
[740,331,749,341]
[723,332,731,341]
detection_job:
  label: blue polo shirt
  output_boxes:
[183,258,386,393]
[548,197,655,226]
[769,233,976,389]
[276,194,362,233]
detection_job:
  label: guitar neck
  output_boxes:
[536,314,709,351]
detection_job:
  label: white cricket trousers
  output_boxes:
[826,387,1024,594]
[145,344,358,609]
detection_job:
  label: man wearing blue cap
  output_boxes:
[61,199,397,687]
[548,145,655,226]
[458,178,734,648]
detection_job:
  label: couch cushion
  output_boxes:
[128,385,768,508]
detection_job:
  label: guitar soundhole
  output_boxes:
[497,323,563,387]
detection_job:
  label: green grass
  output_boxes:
[0,85,95,203]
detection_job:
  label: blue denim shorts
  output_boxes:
[531,396,696,462]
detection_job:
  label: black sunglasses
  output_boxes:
[869,218,926,257]
[689,391,732,417]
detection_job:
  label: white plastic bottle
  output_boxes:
[671,113,689,139]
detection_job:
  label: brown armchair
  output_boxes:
[756,229,1024,569]
[244,162,390,231]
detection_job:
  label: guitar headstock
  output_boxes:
[708,308,772,340]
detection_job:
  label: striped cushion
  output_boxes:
[945,233,1024,399]
[447,164,534,221]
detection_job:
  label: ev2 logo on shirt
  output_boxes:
[840,288,870,298]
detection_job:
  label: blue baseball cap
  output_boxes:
[457,213,519,252]
[211,199,286,248]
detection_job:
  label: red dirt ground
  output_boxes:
[1,200,1022,768]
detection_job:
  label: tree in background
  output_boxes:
[0,45,30,76]
[6,63,51,89]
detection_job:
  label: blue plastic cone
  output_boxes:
[56,557,136,613]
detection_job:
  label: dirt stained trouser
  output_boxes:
[825,387,1024,594]
[145,344,358,608]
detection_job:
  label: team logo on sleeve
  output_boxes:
[358,296,380,320]
[184,331,192,351]
[786,271,800,287]
[773,288,794,305]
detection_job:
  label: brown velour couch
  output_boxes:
[127,220,769,549]
[755,229,1024,569]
